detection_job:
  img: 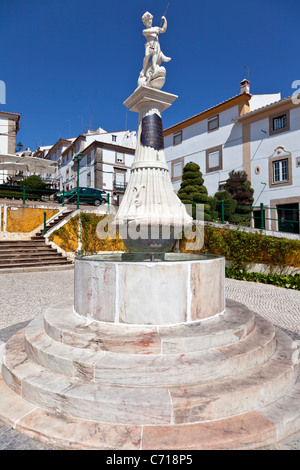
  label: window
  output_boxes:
[116,153,124,163]
[208,151,220,168]
[87,153,91,166]
[171,157,184,181]
[66,169,69,180]
[268,147,292,188]
[173,162,183,178]
[269,111,290,135]
[273,115,287,131]
[208,115,219,132]
[87,172,91,187]
[273,159,288,183]
[173,130,182,146]
[206,145,223,173]
[115,171,125,190]
[112,135,117,142]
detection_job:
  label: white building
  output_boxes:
[41,127,136,196]
[237,95,300,233]
[0,111,21,183]
[164,80,300,234]
[34,139,75,189]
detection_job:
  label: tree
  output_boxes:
[177,162,215,221]
[224,171,254,226]
[19,175,47,191]
[214,190,237,223]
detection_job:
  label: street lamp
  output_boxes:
[73,152,83,209]
[17,142,23,152]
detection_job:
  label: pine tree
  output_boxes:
[177,162,214,221]
[224,170,254,226]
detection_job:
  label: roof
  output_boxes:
[81,139,135,156]
[237,95,295,122]
[0,111,21,131]
[45,138,75,156]
[163,93,251,136]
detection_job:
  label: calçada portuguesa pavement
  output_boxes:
[0,269,299,450]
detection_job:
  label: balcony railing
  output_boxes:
[113,181,127,192]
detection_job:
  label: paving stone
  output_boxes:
[0,270,299,449]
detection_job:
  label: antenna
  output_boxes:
[244,66,253,81]
[78,116,84,134]
[65,120,71,138]
[88,107,96,131]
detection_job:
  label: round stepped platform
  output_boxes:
[0,299,300,450]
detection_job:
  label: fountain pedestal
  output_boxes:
[114,86,192,252]
[74,253,225,325]
[0,11,299,451]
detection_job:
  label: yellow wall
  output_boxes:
[6,207,59,233]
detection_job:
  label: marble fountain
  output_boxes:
[0,12,300,450]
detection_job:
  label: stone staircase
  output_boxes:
[0,299,299,450]
[0,210,73,270]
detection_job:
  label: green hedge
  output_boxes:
[203,226,300,270]
[225,266,300,290]
[0,190,40,199]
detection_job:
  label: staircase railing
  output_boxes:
[43,209,61,235]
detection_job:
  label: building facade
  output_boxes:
[164,80,300,233]
[38,128,136,197]
[0,111,21,183]
[237,96,300,233]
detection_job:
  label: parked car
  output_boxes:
[54,187,108,206]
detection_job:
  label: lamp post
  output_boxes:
[73,152,83,209]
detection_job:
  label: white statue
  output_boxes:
[138,11,171,89]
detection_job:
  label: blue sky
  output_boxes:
[1,0,299,151]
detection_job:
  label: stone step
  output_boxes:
[2,330,173,426]
[0,248,59,256]
[2,326,298,426]
[0,252,63,260]
[0,256,67,265]
[169,328,299,424]
[0,241,47,248]
[0,260,72,269]
[43,299,256,354]
[24,314,276,386]
[36,213,73,234]
[0,371,300,449]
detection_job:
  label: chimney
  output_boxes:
[240,79,250,94]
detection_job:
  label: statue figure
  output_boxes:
[138,11,171,90]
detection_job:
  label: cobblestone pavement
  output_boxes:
[0,269,299,450]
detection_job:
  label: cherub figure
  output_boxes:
[138,12,171,88]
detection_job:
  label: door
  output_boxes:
[277,203,299,234]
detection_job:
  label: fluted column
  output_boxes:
[114,86,192,252]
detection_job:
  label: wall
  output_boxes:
[0,117,8,184]
[249,104,300,222]
[165,105,243,196]
[0,205,59,233]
